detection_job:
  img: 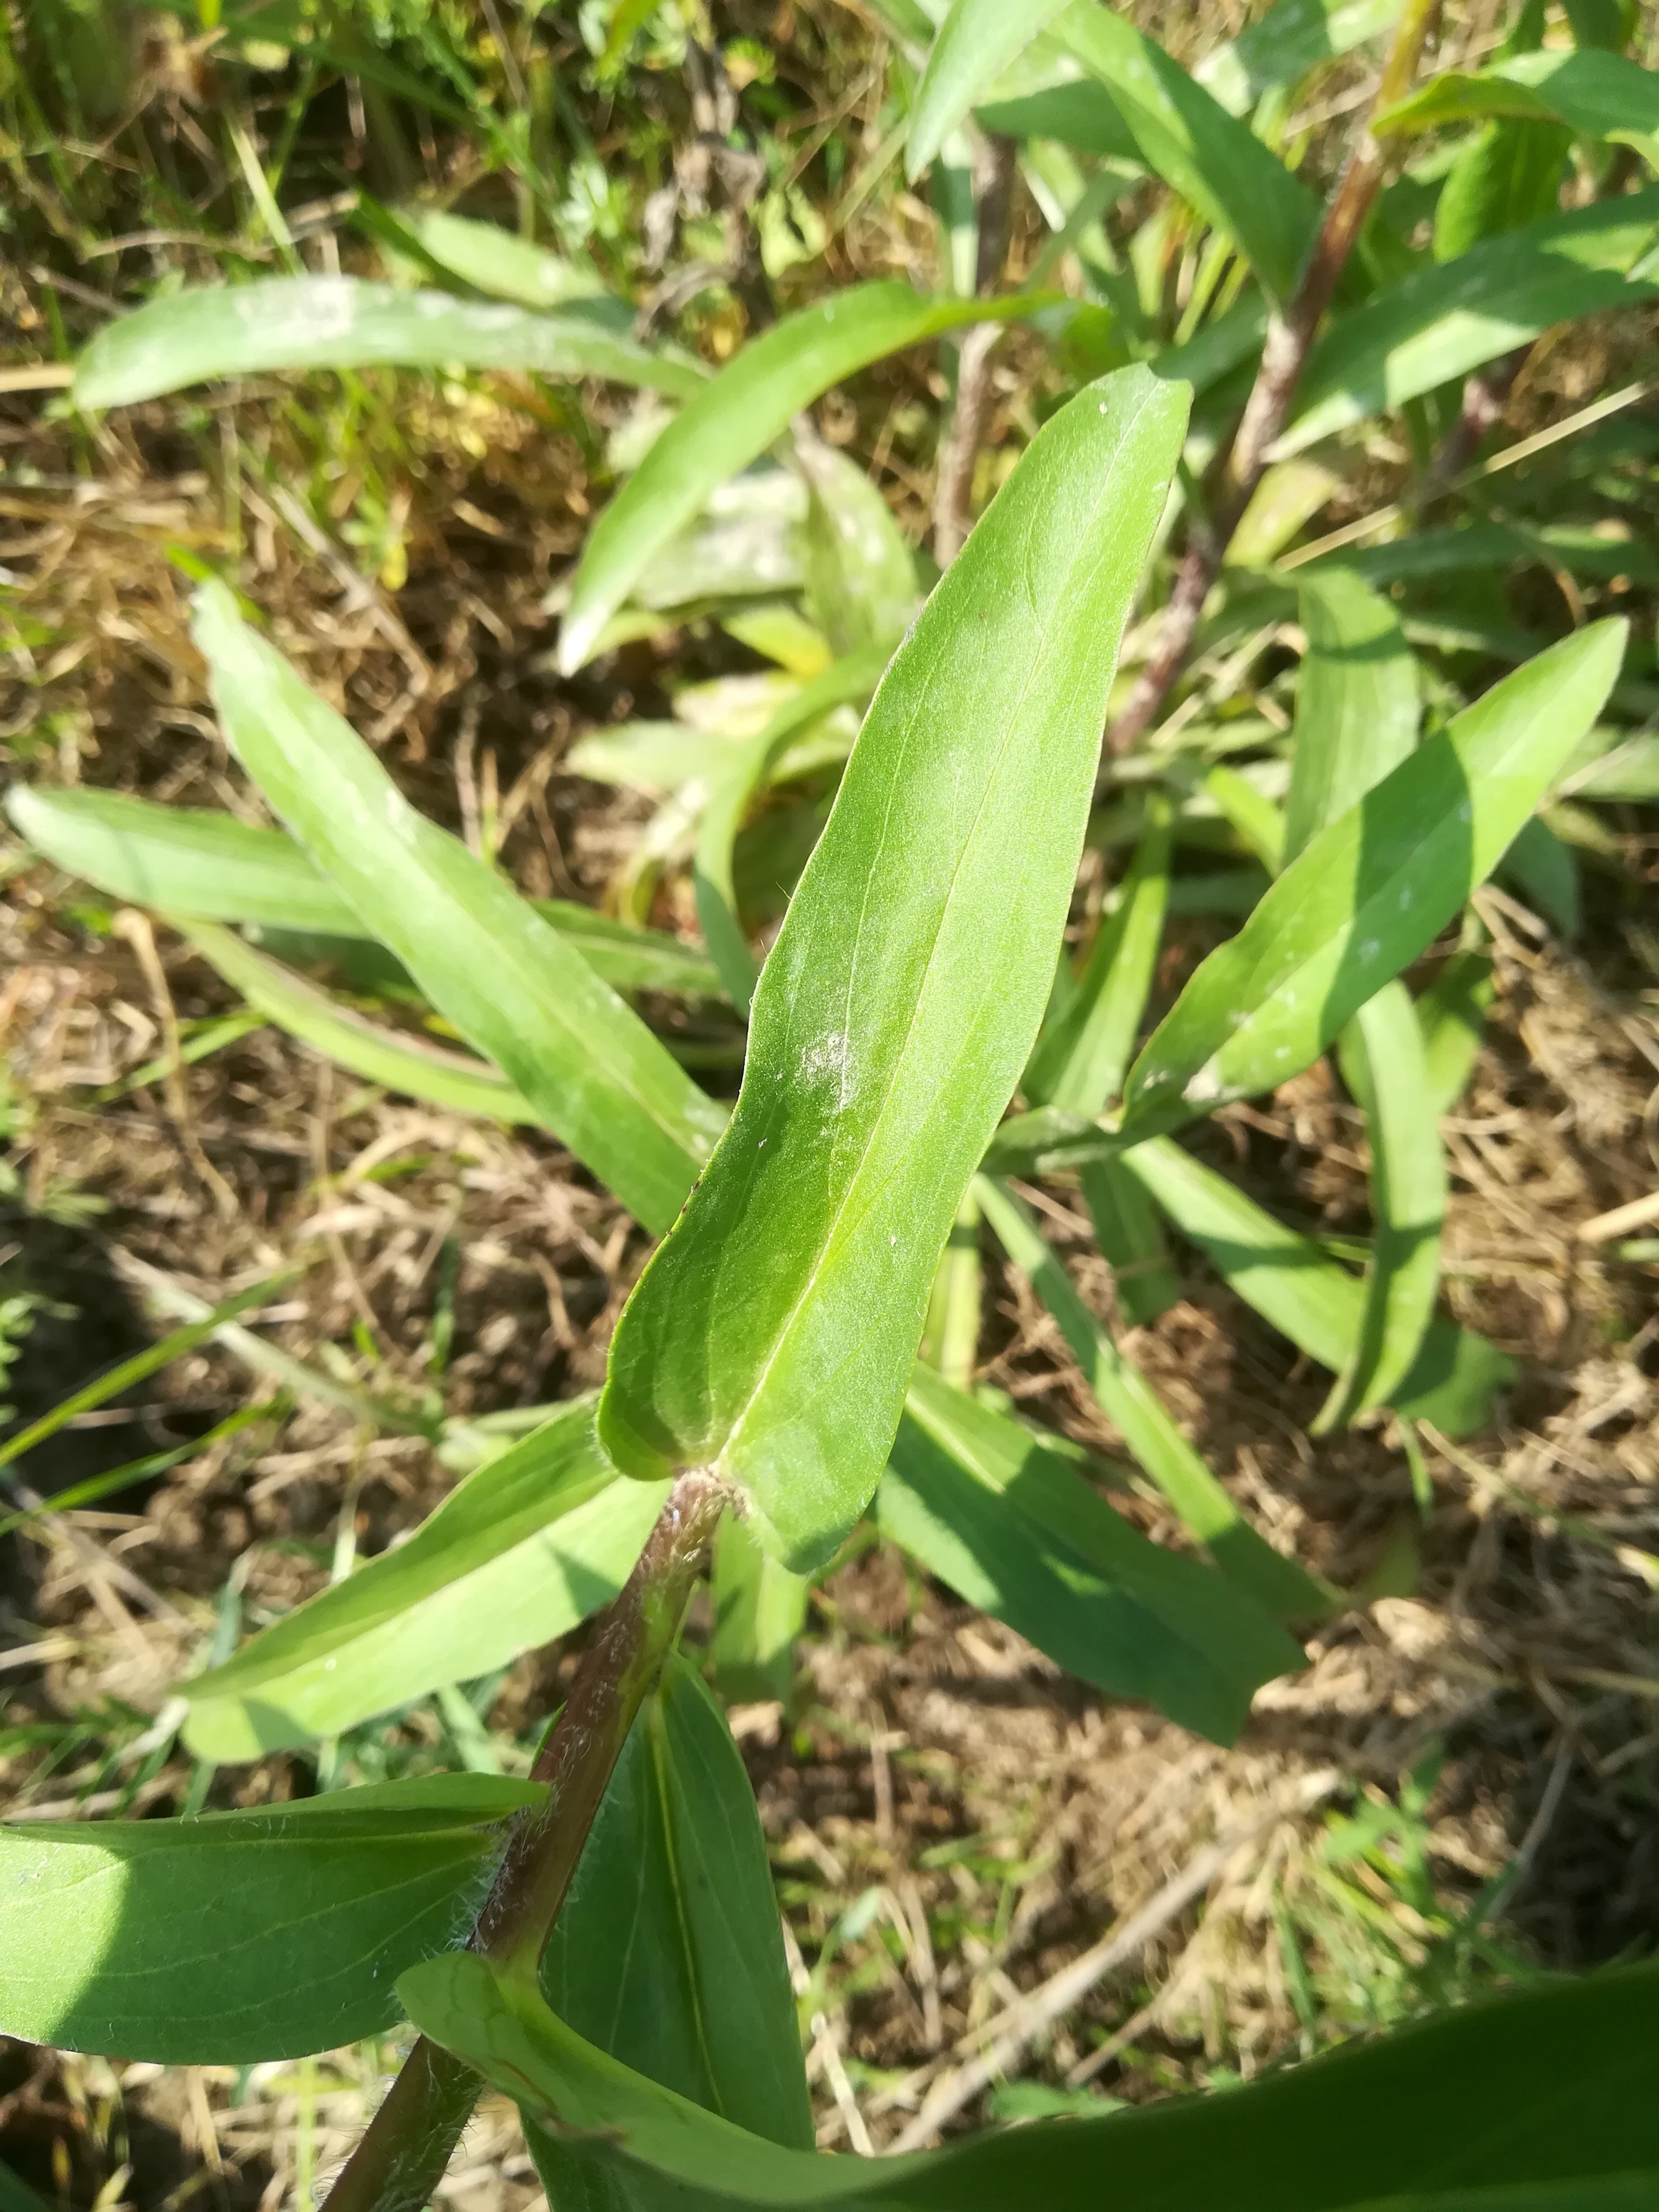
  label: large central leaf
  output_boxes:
[597,367,1188,1569]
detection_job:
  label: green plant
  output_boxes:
[6,0,1659,2204]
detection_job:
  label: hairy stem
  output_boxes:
[1106,0,1440,753]
[934,133,1018,567]
[321,1470,727,2212]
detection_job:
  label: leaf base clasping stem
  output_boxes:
[321,1469,728,2212]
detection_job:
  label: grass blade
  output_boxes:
[1315,981,1446,1429]
[557,282,1047,674]
[73,276,704,410]
[1119,621,1626,1139]
[1079,1155,1180,1325]
[974,1175,1336,1620]
[905,0,1076,179]
[597,369,1188,1570]
[193,581,726,1233]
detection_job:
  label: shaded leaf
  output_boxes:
[796,440,920,658]
[710,1514,810,1706]
[1417,950,1495,1116]
[597,370,1188,1571]
[1377,48,1659,166]
[880,1364,1302,1743]
[1284,568,1419,867]
[73,277,704,410]
[906,0,1076,179]
[1195,0,1403,117]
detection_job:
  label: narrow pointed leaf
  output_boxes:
[5,784,724,997]
[1055,3,1321,300]
[1080,1155,1179,1325]
[183,1401,666,1758]
[693,646,891,1015]
[597,369,1188,1571]
[1276,192,1659,456]
[400,208,622,311]
[0,1780,542,2063]
[73,277,703,410]
[402,1947,1659,2211]
[558,283,1045,674]
[1119,622,1626,1140]
[1284,568,1419,867]
[1025,795,1171,1116]
[880,1365,1301,1743]
[1316,982,1446,1428]
[906,0,1077,179]
[1376,48,1659,163]
[537,1654,811,2201]
[974,1175,1335,1619]
[176,918,541,1126]
[1118,1135,1514,1433]
[193,582,725,1233]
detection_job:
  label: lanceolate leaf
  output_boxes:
[402,1947,1659,2211]
[558,283,1047,674]
[536,1655,811,2212]
[1283,568,1419,867]
[0,1777,543,2063]
[73,277,703,410]
[1054,2,1321,301]
[905,0,1077,180]
[1316,982,1446,1429]
[1376,47,1659,164]
[974,1175,1335,1620]
[184,1401,666,1758]
[693,646,892,1014]
[1118,622,1626,1140]
[597,369,1189,1571]
[1276,191,1659,456]
[1118,1136,1514,1434]
[400,208,622,311]
[5,784,724,998]
[176,919,541,1128]
[193,582,725,1234]
[880,1364,1301,1743]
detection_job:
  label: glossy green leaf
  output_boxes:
[6,784,724,998]
[1118,1135,1514,1433]
[796,442,919,658]
[403,1947,1659,2211]
[597,369,1188,1571]
[1277,191,1659,456]
[1378,48,1659,164]
[73,277,704,411]
[538,1655,811,2173]
[1284,569,1419,867]
[1417,950,1495,1116]
[974,1175,1334,1618]
[905,0,1076,179]
[1316,982,1446,1428]
[710,1513,811,1706]
[1194,0,1402,117]
[558,283,1045,674]
[193,582,725,1233]
[1025,795,1171,1116]
[693,646,891,1015]
[0,1776,541,2063]
[880,1364,1301,1742]
[1055,3,1321,301]
[1119,622,1626,1140]
[176,919,540,1126]
[183,1401,668,1758]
